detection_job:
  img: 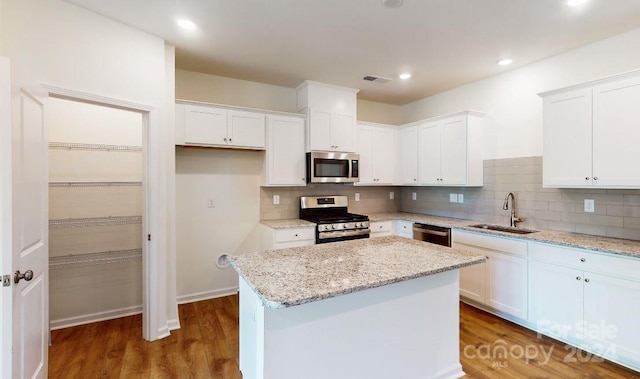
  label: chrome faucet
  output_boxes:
[503,192,521,227]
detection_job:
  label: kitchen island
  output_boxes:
[227,236,485,379]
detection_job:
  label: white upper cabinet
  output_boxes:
[398,126,418,185]
[542,88,593,187]
[413,111,484,187]
[176,102,266,149]
[356,123,396,185]
[296,81,359,153]
[263,114,306,186]
[592,75,640,187]
[541,69,640,188]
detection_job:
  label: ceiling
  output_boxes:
[66,0,640,105]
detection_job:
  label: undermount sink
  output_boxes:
[469,224,538,235]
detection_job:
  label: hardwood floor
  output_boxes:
[49,295,640,378]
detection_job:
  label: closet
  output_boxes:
[48,98,143,329]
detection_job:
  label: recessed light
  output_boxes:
[497,58,513,66]
[399,73,412,80]
[383,0,403,8]
[177,19,197,30]
[567,0,587,7]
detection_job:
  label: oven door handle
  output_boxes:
[412,227,449,237]
[318,229,371,239]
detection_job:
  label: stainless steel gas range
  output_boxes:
[299,196,370,244]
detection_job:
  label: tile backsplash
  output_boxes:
[260,156,640,241]
[261,185,400,220]
[400,156,640,240]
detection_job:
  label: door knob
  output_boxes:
[14,270,34,284]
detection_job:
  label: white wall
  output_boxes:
[175,147,262,302]
[400,27,640,160]
[176,69,298,112]
[357,99,403,125]
[1,0,176,339]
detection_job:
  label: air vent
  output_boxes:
[362,75,392,83]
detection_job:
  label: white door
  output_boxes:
[529,260,583,344]
[399,127,418,185]
[418,122,441,185]
[12,89,49,379]
[184,104,227,145]
[592,76,640,188]
[356,126,374,184]
[308,109,332,151]
[440,116,467,185]
[266,115,306,186]
[332,113,355,152]
[228,110,265,148]
[373,129,395,184]
[542,88,593,187]
[485,251,528,320]
[0,56,13,379]
[583,272,640,363]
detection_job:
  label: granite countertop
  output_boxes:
[368,212,640,259]
[227,236,485,309]
[260,219,315,229]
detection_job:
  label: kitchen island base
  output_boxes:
[239,269,464,379]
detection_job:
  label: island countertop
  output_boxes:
[226,235,485,309]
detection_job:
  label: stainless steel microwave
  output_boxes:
[306,152,359,183]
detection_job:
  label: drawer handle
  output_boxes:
[294,234,298,237]
[585,278,590,283]
[580,258,586,262]
[576,276,581,281]
[585,177,590,180]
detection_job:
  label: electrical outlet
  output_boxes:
[412,192,417,201]
[390,191,394,200]
[207,197,216,208]
[584,199,595,213]
[449,193,457,203]
[458,194,464,204]
[273,195,280,205]
[355,193,360,202]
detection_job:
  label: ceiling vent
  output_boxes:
[362,75,392,83]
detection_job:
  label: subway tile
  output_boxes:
[606,227,640,240]
[517,200,549,211]
[547,221,577,233]
[606,205,640,217]
[548,201,577,212]
[589,215,623,228]
[623,217,640,229]
[575,224,607,237]
[561,212,592,224]
[624,194,640,205]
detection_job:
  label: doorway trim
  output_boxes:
[42,84,162,341]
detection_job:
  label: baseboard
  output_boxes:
[177,286,239,304]
[428,363,465,379]
[157,325,171,339]
[50,305,142,330]
[167,318,181,331]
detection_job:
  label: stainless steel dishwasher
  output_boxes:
[413,223,451,247]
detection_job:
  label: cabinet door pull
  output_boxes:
[585,176,590,180]
[223,137,227,142]
[585,278,590,283]
[593,177,598,181]
[580,258,586,262]
[576,276,581,281]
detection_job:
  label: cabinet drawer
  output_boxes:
[453,230,528,256]
[395,220,414,238]
[274,227,315,243]
[370,221,393,233]
[530,242,640,281]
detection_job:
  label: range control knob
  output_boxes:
[331,224,337,230]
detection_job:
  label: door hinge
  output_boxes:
[148,234,151,241]
[2,275,10,287]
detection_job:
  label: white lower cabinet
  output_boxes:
[453,230,528,320]
[394,220,414,239]
[529,242,640,367]
[261,225,315,250]
[370,221,393,237]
